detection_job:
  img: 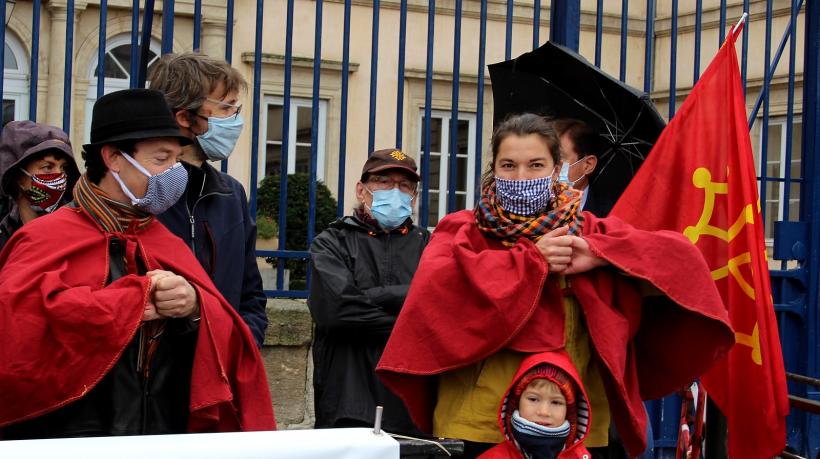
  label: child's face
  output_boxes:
[518,379,567,427]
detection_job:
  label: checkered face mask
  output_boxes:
[494,176,553,216]
[112,152,188,215]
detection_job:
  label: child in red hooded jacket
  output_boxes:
[480,351,591,459]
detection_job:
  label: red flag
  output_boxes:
[611,26,789,458]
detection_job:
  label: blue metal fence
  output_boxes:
[0,0,816,456]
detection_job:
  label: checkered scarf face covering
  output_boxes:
[475,181,584,247]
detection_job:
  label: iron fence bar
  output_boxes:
[130,0,139,88]
[337,0,352,217]
[669,0,678,119]
[248,0,263,218]
[420,0,435,228]
[395,0,408,148]
[162,0,173,54]
[748,0,805,129]
[225,0,234,63]
[96,0,106,100]
[549,0,580,51]
[742,0,750,92]
[719,0,727,45]
[62,0,75,132]
[447,0,463,214]
[474,0,488,200]
[137,0,155,88]
[193,0,201,50]
[505,0,513,60]
[367,0,380,154]
[594,0,603,68]
[0,0,5,126]
[277,0,296,291]
[801,0,820,435]
[760,0,774,227]
[644,0,654,93]
[619,0,628,82]
[783,0,799,226]
[222,0,235,173]
[533,0,541,49]
[694,0,702,83]
[30,0,42,118]
[308,0,323,252]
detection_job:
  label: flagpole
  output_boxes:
[732,12,749,35]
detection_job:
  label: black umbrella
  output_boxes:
[488,41,666,214]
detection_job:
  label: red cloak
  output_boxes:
[376,210,733,456]
[0,206,275,431]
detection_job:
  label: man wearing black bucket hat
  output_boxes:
[0,89,275,438]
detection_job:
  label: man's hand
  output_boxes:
[563,236,609,275]
[535,226,574,273]
[146,270,200,319]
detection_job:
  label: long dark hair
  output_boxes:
[480,113,561,190]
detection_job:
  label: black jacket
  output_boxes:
[308,215,429,434]
[158,162,267,347]
[0,200,21,255]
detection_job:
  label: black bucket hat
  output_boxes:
[82,88,192,154]
[0,120,80,198]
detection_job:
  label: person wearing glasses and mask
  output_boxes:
[0,89,274,438]
[0,121,80,254]
[148,53,267,348]
[308,148,430,435]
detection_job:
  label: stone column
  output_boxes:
[45,2,69,127]
[201,18,228,60]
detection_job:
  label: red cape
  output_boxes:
[0,206,275,431]
[376,210,733,456]
[480,351,591,459]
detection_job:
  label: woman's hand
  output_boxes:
[535,226,574,273]
[563,236,609,274]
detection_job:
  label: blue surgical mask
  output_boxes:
[558,158,585,187]
[111,152,188,215]
[494,176,553,216]
[196,114,244,161]
[365,187,413,229]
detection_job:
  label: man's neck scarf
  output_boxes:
[475,181,584,247]
[74,174,154,234]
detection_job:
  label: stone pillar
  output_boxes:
[45,2,68,127]
[44,1,87,128]
[200,18,227,60]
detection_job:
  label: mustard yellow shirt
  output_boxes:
[432,275,610,447]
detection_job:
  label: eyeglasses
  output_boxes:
[191,98,243,121]
[367,175,417,194]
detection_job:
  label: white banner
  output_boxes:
[0,428,400,459]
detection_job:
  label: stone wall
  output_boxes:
[261,298,315,429]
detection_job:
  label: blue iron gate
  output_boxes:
[0,0,817,456]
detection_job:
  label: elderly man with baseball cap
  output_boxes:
[0,121,80,253]
[0,88,274,438]
[307,148,430,434]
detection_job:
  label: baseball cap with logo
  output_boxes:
[360,148,420,182]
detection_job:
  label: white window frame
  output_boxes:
[84,35,162,144]
[417,109,477,227]
[757,116,803,242]
[3,34,30,122]
[258,95,327,184]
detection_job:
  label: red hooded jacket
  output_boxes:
[377,210,734,456]
[0,206,275,431]
[480,351,591,459]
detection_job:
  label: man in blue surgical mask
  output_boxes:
[554,119,608,216]
[307,148,430,435]
[148,53,268,348]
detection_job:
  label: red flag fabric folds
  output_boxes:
[611,26,789,459]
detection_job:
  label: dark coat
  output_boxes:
[158,161,267,347]
[0,200,21,254]
[308,215,429,435]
